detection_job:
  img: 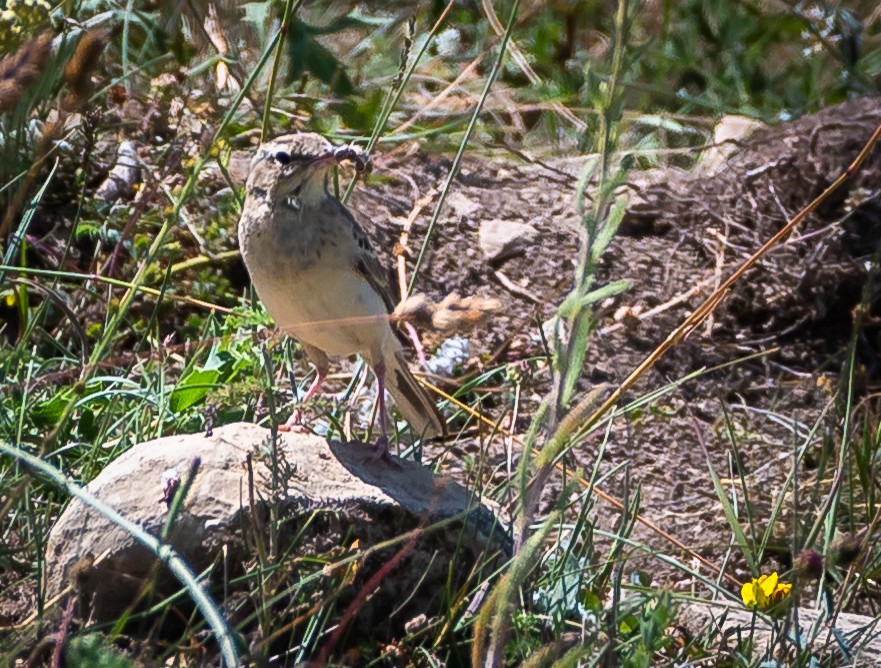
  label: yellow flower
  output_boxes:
[741,572,792,610]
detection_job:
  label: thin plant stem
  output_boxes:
[260,0,303,141]
[407,0,521,296]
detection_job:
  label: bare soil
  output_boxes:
[343,96,881,602]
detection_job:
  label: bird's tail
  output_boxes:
[380,342,446,439]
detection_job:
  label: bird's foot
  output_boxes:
[278,410,309,434]
[376,440,402,468]
[373,434,389,457]
[349,436,401,468]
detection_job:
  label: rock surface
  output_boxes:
[478,218,539,264]
[679,602,881,666]
[46,422,510,629]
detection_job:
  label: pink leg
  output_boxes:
[373,361,390,455]
[281,366,327,431]
[300,367,327,405]
[403,322,428,368]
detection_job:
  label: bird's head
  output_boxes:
[245,132,370,203]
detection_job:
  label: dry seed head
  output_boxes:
[831,532,864,567]
[794,548,824,580]
[394,292,502,334]
[0,31,52,113]
[63,29,110,111]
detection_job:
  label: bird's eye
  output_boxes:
[274,151,292,165]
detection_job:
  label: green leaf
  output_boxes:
[31,389,75,427]
[561,312,593,406]
[287,18,354,97]
[65,633,133,668]
[619,614,638,635]
[556,279,630,319]
[78,407,98,440]
[705,446,757,574]
[170,368,221,412]
[582,589,602,613]
[591,193,628,262]
[335,88,385,133]
[242,1,274,32]
[581,280,631,307]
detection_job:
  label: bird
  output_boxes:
[237,132,446,451]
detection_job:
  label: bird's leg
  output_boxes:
[402,321,429,369]
[281,348,328,432]
[372,360,390,456]
[281,367,326,432]
[358,362,401,468]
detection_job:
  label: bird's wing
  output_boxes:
[334,200,398,314]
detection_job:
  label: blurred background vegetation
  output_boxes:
[1,0,878,319]
[4,0,879,142]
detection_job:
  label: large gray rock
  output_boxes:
[679,602,881,666]
[46,423,510,631]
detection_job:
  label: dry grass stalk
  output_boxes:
[1,29,110,240]
[0,117,61,239]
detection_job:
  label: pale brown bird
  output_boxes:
[237,132,445,450]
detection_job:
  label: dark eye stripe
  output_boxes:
[274,151,292,165]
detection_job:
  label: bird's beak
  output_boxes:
[308,145,371,174]
[306,151,338,168]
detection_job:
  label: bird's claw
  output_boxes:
[373,434,389,456]
[279,409,310,433]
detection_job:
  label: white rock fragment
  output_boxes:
[479,219,538,263]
